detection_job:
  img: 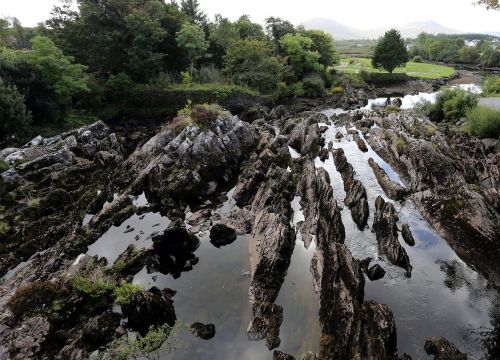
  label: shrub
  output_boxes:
[104,323,181,360]
[190,104,220,125]
[0,160,10,172]
[465,106,500,139]
[482,76,500,97]
[302,74,326,97]
[385,105,400,113]
[334,73,366,89]
[429,88,478,122]
[195,65,225,84]
[0,78,32,140]
[7,280,60,317]
[290,82,305,97]
[330,86,344,94]
[412,56,423,63]
[114,282,142,306]
[395,138,407,152]
[72,274,115,299]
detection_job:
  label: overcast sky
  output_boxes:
[1,0,499,32]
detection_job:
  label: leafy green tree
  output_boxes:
[1,36,88,124]
[209,15,240,51]
[235,15,266,40]
[280,33,323,80]
[0,18,9,47]
[0,78,32,140]
[458,46,480,64]
[176,23,208,77]
[265,17,295,52]
[223,39,284,93]
[372,29,409,73]
[300,29,338,67]
[180,0,207,25]
[44,0,184,82]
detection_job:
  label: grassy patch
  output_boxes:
[114,282,142,306]
[465,106,500,139]
[72,273,115,299]
[334,57,455,79]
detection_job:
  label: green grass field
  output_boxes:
[333,57,455,79]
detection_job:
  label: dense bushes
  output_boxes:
[482,76,500,97]
[412,56,423,63]
[302,74,326,97]
[0,78,32,140]
[465,106,500,138]
[428,88,478,122]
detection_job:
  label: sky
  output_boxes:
[1,0,499,33]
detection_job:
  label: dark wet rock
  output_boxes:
[335,131,344,139]
[319,125,328,134]
[373,196,412,277]
[113,245,148,275]
[356,118,375,129]
[400,353,412,360]
[267,105,287,120]
[82,311,120,347]
[9,316,50,359]
[124,287,176,335]
[273,350,296,360]
[424,336,467,360]
[353,133,368,152]
[333,149,369,229]
[359,257,373,270]
[401,224,416,246]
[368,158,407,201]
[391,98,403,108]
[367,264,386,281]
[150,219,200,277]
[209,224,237,248]
[190,322,216,340]
[248,301,283,350]
[319,147,329,162]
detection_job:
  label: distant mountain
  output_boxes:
[302,18,461,39]
[301,18,362,39]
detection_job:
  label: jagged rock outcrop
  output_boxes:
[367,112,499,287]
[333,148,369,229]
[373,196,412,277]
[295,160,400,359]
[368,158,407,200]
[424,337,467,360]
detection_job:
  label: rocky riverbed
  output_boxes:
[0,91,498,359]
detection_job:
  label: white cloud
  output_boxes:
[1,0,499,33]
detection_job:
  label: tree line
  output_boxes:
[409,32,500,66]
[0,0,340,143]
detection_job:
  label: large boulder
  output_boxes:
[209,224,237,248]
[124,287,176,335]
[424,337,467,360]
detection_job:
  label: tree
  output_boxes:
[44,0,184,82]
[176,23,208,77]
[180,0,207,25]
[265,17,295,53]
[223,39,285,93]
[280,33,323,80]
[0,78,32,140]
[372,29,408,73]
[458,46,480,64]
[209,15,239,50]
[477,0,499,9]
[1,35,89,124]
[300,29,338,67]
[235,15,266,40]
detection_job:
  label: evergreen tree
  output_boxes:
[372,29,408,73]
[180,0,207,25]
